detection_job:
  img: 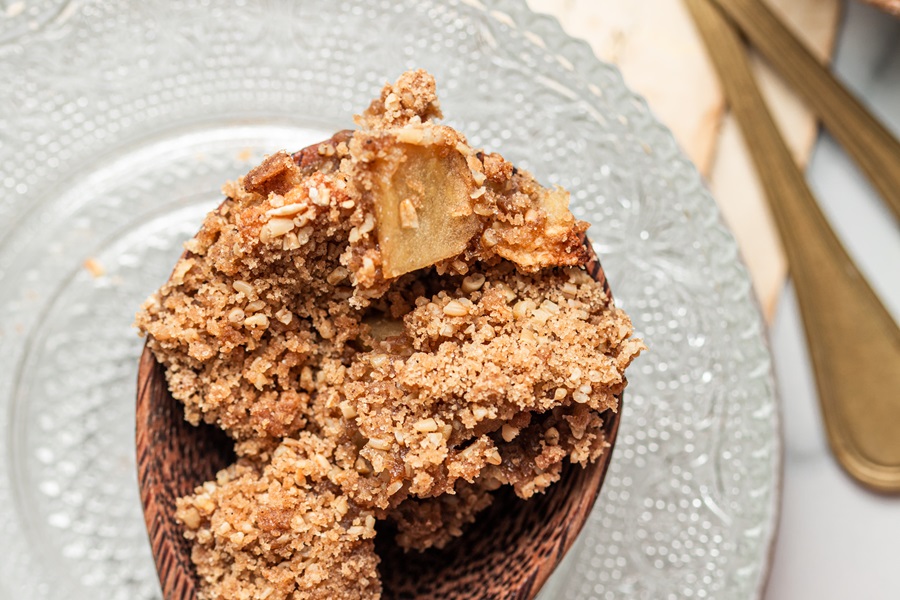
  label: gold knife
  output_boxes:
[685,0,900,492]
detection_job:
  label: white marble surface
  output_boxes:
[765,2,900,598]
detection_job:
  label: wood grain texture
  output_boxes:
[136,139,622,599]
[136,347,235,600]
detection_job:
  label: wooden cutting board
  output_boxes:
[527,0,842,321]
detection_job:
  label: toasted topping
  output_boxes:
[136,69,643,600]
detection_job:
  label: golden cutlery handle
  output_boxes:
[686,0,900,492]
[710,0,900,223]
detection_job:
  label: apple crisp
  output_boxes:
[136,69,643,600]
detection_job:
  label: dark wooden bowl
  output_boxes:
[135,146,621,600]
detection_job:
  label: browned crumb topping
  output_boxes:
[387,480,495,552]
[354,69,443,131]
[178,434,381,600]
[137,70,643,600]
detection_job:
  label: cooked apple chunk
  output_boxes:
[355,130,589,281]
[490,185,589,269]
[362,136,479,279]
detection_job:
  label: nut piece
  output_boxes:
[513,299,535,320]
[501,424,519,442]
[244,314,269,329]
[282,232,301,251]
[461,273,486,293]
[399,199,419,229]
[413,418,439,433]
[544,427,560,446]
[261,217,295,240]
[245,300,266,313]
[367,437,391,451]
[265,203,307,217]
[275,308,293,325]
[232,280,254,296]
[326,267,349,286]
[178,506,201,530]
[339,402,358,419]
[485,447,503,466]
[442,300,470,317]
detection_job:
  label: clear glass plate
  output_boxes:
[0,1,780,598]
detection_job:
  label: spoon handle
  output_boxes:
[710,0,900,223]
[686,0,900,492]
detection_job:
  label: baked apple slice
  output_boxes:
[362,132,480,279]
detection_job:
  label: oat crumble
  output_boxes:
[136,70,643,600]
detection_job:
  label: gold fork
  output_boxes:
[686,0,900,492]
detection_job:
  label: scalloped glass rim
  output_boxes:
[0,1,780,598]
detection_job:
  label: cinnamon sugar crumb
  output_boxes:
[136,70,643,600]
[83,257,105,278]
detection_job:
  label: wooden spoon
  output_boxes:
[135,140,622,600]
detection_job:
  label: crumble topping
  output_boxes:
[136,70,643,600]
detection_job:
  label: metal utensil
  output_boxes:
[686,0,900,492]
[709,0,900,223]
